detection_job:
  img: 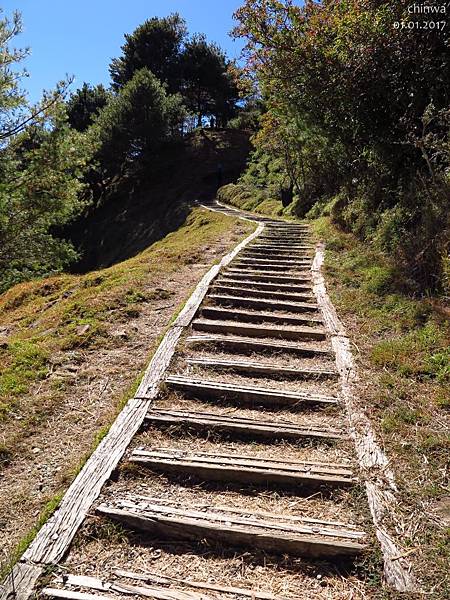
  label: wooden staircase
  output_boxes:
[38,209,373,600]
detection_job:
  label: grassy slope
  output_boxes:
[217,182,287,219]
[70,129,251,273]
[312,217,449,597]
[0,207,254,570]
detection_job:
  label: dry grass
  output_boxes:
[64,521,379,600]
[312,216,450,596]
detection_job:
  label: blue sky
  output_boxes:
[2,0,246,103]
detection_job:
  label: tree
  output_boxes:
[234,0,450,289]
[0,11,96,291]
[180,34,239,127]
[66,83,109,131]
[109,14,187,92]
[93,68,185,176]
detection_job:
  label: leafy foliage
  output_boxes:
[92,68,185,177]
[234,0,450,291]
[109,13,187,92]
[0,11,96,291]
[109,15,240,128]
[180,34,239,126]
[66,83,109,132]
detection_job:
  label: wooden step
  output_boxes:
[96,497,367,558]
[232,261,307,272]
[192,319,326,341]
[243,249,313,258]
[145,408,346,441]
[216,277,313,293]
[235,257,311,267]
[130,448,355,489]
[210,285,315,303]
[258,236,310,242]
[251,237,315,250]
[186,356,338,380]
[164,375,338,408]
[249,249,313,256]
[208,294,318,313]
[241,253,312,262]
[200,305,323,326]
[44,572,289,600]
[250,237,315,248]
[186,334,332,357]
[252,241,313,247]
[223,270,312,284]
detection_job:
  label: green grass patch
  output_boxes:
[217,183,286,218]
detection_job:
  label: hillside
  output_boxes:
[0,207,254,571]
[68,129,251,272]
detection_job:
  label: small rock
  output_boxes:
[32,447,41,454]
[76,324,91,336]
[432,497,450,526]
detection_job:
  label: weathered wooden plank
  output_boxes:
[311,243,417,591]
[210,284,315,303]
[258,236,309,242]
[186,333,332,357]
[232,261,308,272]
[216,277,313,293]
[130,448,355,488]
[192,318,326,341]
[186,356,337,379]
[1,217,265,600]
[200,305,323,326]
[244,245,312,252]
[0,563,43,600]
[44,584,200,600]
[42,590,115,600]
[208,294,318,313]
[114,569,288,600]
[242,251,313,260]
[96,498,367,557]
[234,257,312,267]
[249,244,314,251]
[223,269,311,282]
[164,375,338,408]
[48,574,215,600]
[145,408,346,441]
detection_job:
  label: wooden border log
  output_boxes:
[311,242,417,592]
